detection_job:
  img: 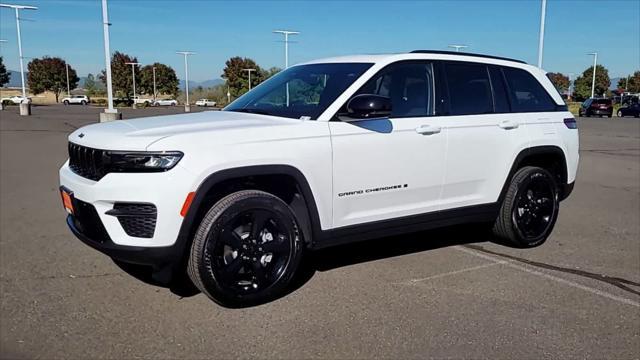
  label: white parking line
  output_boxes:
[405,261,506,284]
[455,246,640,308]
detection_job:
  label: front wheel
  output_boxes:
[618,110,623,117]
[188,190,304,307]
[493,166,559,248]
[63,100,69,105]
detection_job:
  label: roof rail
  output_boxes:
[409,50,526,64]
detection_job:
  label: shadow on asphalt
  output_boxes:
[113,223,499,307]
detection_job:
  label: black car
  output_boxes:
[579,98,613,117]
[617,103,640,118]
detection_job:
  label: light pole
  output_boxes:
[227,86,231,105]
[0,40,6,110]
[568,73,574,101]
[587,52,598,99]
[273,30,299,69]
[100,0,119,121]
[537,0,547,68]
[65,62,70,98]
[152,66,157,101]
[447,44,468,52]
[1,3,37,116]
[273,30,299,107]
[125,61,139,108]
[243,68,256,91]
[177,51,195,112]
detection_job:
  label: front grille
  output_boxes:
[68,142,107,181]
[72,199,111,243]
[107,203,157,239]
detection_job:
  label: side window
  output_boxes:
[353,62,434,118]
[503,67,557,112]
[489,67,510,113]
[444,62,493,115]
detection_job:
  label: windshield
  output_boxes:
[225,62,373,120]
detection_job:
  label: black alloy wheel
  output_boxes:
[188,190,303,307]
[493,166,559,247]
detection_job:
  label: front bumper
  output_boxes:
[66,215,178,268]
[59,161,197,268]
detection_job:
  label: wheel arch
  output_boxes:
[174,165,322,269]
[499,145,570,203]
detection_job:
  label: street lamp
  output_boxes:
[273,30,299,107]
[124,61,139,108]
[537,0,547,68]
[65,62,70,98]
[273,30,299,69]
[100,0,119,121]
[587,52,598,99]
[176,51,195,112]
[243,68,256,91]
[152,66,157,101]
[1,3,37,116]
[447,44,468,52]
[568,73,574,101]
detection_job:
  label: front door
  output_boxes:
[329,61,447,228]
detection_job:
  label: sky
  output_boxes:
[0,0,639,82]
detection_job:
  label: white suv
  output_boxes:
[62,95,89,105]
[59,51,579,307]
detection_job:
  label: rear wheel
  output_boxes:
[188,190,304,307]
[493,166,559,248]
[617,110,623,117]
[81,100,87,105]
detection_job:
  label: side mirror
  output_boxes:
[344,94,392,120]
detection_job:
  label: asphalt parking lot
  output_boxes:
[1,104,638,359]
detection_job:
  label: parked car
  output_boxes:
[617,102,640,118]
[62,95,89,105]
[579,98,613,117]
[153,99,177,106]
[195,99,217,107]
[1,95,32,104]
[133,96,153,105]
[59,50,579,307]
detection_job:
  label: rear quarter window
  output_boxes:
[503,67,557,112]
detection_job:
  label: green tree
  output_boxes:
[27,57,79,102]
[139,63,179,98]
[617,71,640,93]
[84,73,97,97]
[0,56,9,88]
[99,51,138,99]
[263,66,281,79]
[221,57,265,97]
[573,65,610,100]
[547,72,570,93]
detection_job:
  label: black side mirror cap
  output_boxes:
[343,94,392,121]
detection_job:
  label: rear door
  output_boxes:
[329,61,448,228]
[437,62,530,210]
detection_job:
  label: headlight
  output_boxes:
[108,151,183,172]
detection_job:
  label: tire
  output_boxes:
[617,110,623,117]
[492,166,559,248]
[63,100,69,105]
[187,190,304,307]
[81,100,86,105]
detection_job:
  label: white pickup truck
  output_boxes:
[133,96,153,105]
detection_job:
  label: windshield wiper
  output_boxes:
[228,108,273,116]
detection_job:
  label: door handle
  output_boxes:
[498,120,519,130]
[415,125,442,135]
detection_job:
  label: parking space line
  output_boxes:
[404,261,507,284]
[455,246,640,308]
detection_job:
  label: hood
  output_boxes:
[68,111,301,150]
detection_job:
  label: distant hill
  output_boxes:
[179,78,224,89]
[4,69,223,90]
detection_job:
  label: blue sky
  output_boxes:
[1,0,639,81]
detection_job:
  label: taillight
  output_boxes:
[564,118,577,129]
